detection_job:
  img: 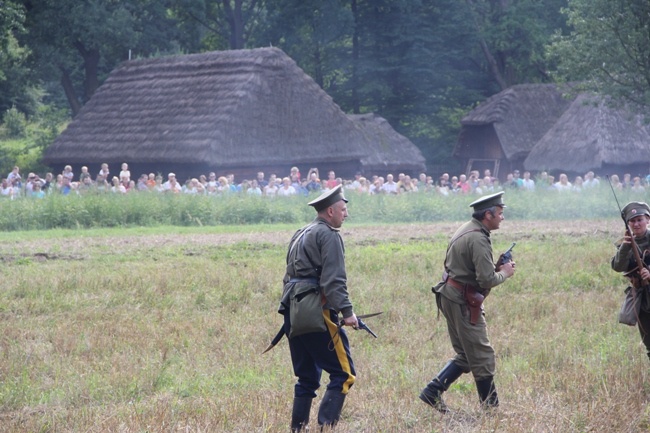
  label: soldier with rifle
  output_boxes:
[611,201,650,359]
[420,191,516,413]
[277,185,358,432]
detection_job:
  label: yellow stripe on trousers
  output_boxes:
[324,311,356,394]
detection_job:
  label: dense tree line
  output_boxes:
[1,0,649,175]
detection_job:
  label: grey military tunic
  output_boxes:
[279,217,353,319]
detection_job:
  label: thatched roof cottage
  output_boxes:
[524,94,650,177]
[348,113,426,176]
[454,84,575,180]
[43,47,425,182]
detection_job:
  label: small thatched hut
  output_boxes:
[43,47,423,182]
[454,84,575,180]
[524,94,650,177]
[348,113,426,176]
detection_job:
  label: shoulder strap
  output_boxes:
[288,222,319,276]
[443,229,482,272]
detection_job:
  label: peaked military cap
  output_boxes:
[622,201,650,222]
[308,184,348,211]
[469,191,506,211]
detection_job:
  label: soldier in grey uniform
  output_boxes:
[612,201,650,359]
[278,185,359,432]
[420,191,516,412]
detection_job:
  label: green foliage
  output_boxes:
[0,31,38,116]
[2,106,26,138]
[466,0,568,88]
[0,106,66,176]
[21,0,183,113]
[4,0,580,173]
[549,0,650,109]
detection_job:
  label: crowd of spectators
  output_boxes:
[1,163,648,200]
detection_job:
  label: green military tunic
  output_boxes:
[436,218,509,379]
[611,229,650,312]
[612,230,650,273]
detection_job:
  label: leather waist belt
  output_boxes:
[447,277,476,292]
[289,277,320,285]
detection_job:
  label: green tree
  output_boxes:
[465,0,568,90]
[263,0,352,88]
[549,0,650,108]
[346,0,489,168]
[22,0,183,116]
[170,0,268,50]
[260,0,569,170]
[0,1,40,115]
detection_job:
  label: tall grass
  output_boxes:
[0,185,644,231]
[0,219,648,431]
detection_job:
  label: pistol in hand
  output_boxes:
[496,242,516,269]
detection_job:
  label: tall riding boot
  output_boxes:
[419,360,465,413]
[475,376,499,409]
[291,396,313,432]
[317,389,346,429]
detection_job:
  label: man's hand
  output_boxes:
[640,267,650,281]
[342,313,358,329]
[499,261,515,278]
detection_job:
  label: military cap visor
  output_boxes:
[308,184,348,211]
[622,201,650,222]
[469,191,506,211]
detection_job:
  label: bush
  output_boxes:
[2,106,27,138]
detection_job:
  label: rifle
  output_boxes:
[622,221,649,288]
[496,242,516,269]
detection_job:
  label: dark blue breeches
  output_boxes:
[284,309,356,398]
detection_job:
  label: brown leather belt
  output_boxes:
[446,277,465,290]
[446,277,476,292]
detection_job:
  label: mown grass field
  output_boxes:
[0,217,649,432]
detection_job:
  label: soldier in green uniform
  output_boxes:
[278,185,359,432]
[612,201,650,359]
[420,191,516,412]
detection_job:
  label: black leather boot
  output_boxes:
[475,376,499,408]
[291,396,313,432]
[419,361,464,413]
[317,389,346,429]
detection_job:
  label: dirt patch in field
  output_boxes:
[0,219,622,261]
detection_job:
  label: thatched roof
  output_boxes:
[456,84,575,160]
[43,47,369,169]
[524,94,650,173]
[348,113,426,175]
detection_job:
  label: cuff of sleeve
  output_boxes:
[341,307,353,318]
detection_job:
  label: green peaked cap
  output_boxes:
[469,191,506,211]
